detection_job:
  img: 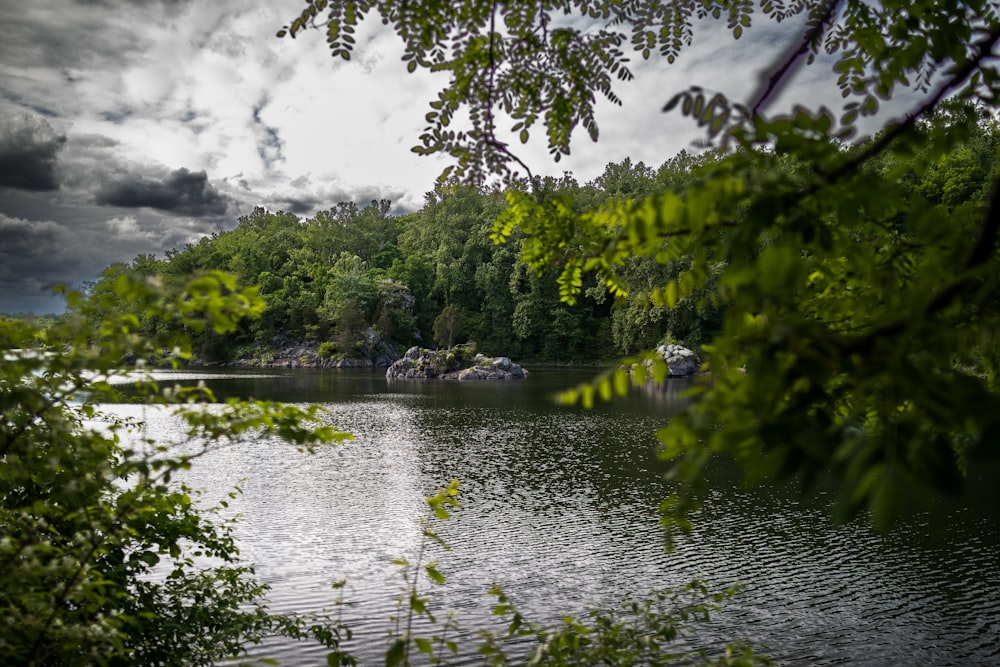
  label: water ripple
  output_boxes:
[108,370,1000,666]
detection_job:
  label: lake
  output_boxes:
[110,367,1000,665]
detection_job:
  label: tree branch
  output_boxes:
[481,1,534,180]
[760,24,1000,358]
[840,155,1000,356]
[823,22,1000,184]
[962,170,1000,272]
[748,0,843,115]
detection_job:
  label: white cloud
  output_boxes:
[0,1,939,313]
[106,215,151,240]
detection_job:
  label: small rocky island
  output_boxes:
[386,344,529,380]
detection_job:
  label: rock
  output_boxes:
[223,331,401,369]
[653,344,702,377]
[385,344,528,380]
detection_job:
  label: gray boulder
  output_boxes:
[447,353,528,380]
[653,344,702,377]
[385,344,528,380]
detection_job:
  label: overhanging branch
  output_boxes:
[748,0,843,116]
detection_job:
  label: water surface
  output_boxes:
[111,367,1000,665]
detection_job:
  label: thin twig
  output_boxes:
[482,2,535,180]
[748,0,844,115]
[823,22,1000,183]
[962,170,1000,272]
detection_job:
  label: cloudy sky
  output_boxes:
[0,1,912,314]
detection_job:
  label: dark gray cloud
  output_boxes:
[0,112,67,191]
[252,100,284,169]
[260,178,411,217]
[275,196,321,216]
[0,1,194,73]
[0,5,139,72]
[0,0,923,317]
[0,213,82,313]
[96,167,231,216]
[0,188,242,313]
[0,214,66,259]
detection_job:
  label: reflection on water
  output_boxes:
[110,368,1000,666]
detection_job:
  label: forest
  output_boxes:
[76,155,719,364]
[76,108,998,367]
[5,0,1000,664]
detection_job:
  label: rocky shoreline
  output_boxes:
[206,333,400,369]
[200,336,530,381]
[197,336,699,381]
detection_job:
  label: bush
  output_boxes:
[1,274,767,666]
[0,274,353,665]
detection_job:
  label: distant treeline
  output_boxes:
[72,154,723,363]
[73,107,999,363]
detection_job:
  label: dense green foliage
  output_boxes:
[5,0,1000,664]
[86,162,727,364]
[0,274,356,664]
[1,298,764,665]
[284,0,1000,540]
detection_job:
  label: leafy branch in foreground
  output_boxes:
[386,480,463,667]
[1,272,353,665]
[478,580,769,667]
[279,1,839,183]
[531,99,1000,543]
[480,1,1000,542]
[372,480,766,667]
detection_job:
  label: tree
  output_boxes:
[432,304,465,349]
[284,1,1000,538]
[1,272,354,664]
[373,276,417,342]
[308,199,401,269]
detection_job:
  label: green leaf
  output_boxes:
[662,93,684,112]
[598,377,613,402]
[425,563,446,585]
[386,639,406,666]
[665,280,679,307]
[138,551,160,567]
[613,368,630,396]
